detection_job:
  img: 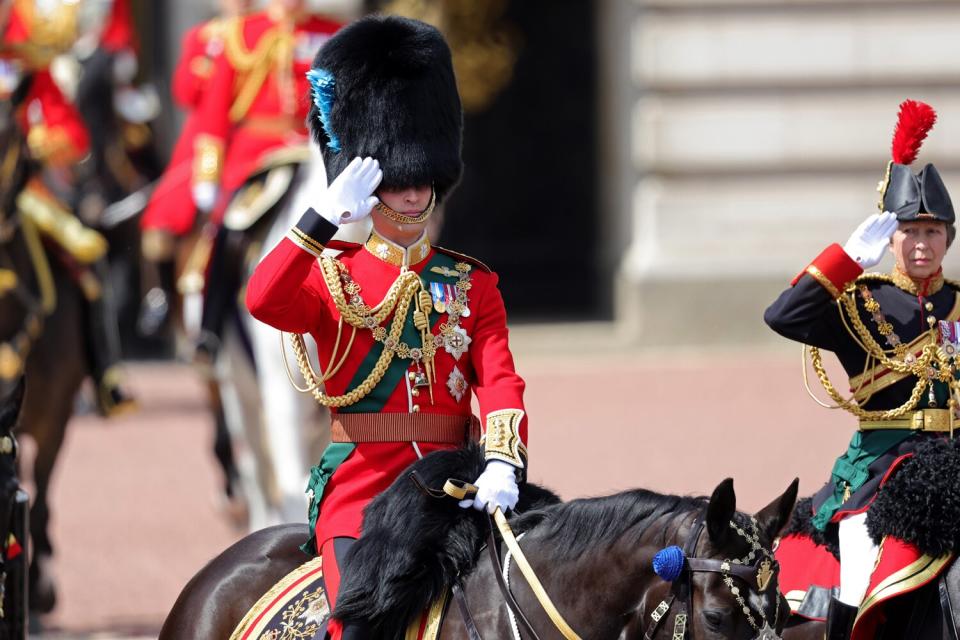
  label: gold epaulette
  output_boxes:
[16,181,106,265]
[433,246,491,273]
[224,17,292,122]
[851,273,894,289]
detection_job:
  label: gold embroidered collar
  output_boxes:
[364,230,432,267]
[890,267,944,297]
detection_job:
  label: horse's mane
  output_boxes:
[512,489,706,560]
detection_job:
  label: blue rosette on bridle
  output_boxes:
[652,545,686,582]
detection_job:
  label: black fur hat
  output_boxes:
[307,15,463,203]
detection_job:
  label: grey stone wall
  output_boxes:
[612,0,960,346]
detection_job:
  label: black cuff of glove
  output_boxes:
[296,208,339,245]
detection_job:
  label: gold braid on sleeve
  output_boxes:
[483,409,526,468]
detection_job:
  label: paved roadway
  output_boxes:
[27,323,854,638]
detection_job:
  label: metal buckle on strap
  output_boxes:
[859,408,953,433]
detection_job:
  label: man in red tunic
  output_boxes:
[189,0,341,358]
[137,0,252,336]
[245,16,527,638]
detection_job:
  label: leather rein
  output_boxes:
[411,474,582,640]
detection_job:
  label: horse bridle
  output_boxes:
[643,513,782,640]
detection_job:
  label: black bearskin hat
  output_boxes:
[306,16,463,203]
[879,100,955,225]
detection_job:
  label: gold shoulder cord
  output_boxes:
[805,284,955,420]
[281,257,423,407]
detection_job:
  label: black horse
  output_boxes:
[0,376,29,639]
[0,79,92,614]
[161,445,798,639]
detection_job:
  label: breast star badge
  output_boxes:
[447,366,467,402]
[443,326,471,360]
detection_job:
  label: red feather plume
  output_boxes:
[891,99,937,165]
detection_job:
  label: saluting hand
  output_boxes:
[842,211,898,269]
[318,156,382,226]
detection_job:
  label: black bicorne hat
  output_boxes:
[878,100,954,224]
[306,16,463,203]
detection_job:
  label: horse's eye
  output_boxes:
[703,609,727,632]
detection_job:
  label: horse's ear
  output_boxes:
[754,478,799,541]
[706,478,736,545]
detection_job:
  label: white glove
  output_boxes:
[842,211,898,269]
[192,181,218,212]
[318,156,382,226]
[459,460,520,514]
[112,49,139,84]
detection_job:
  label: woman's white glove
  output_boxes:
[459,460,520,514]
[842,211,898,269]
[318,156,382,226]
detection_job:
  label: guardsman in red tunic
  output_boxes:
[245,16,527,639]
[188,0,340,357]
[767,101,960,639]
[137,0,252,336]
[1,0,135,415]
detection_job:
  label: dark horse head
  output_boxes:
[500,476,799,640]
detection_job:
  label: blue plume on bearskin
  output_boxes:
[652,545,685,581]
[866,438,960,557]
[305,68,340,152]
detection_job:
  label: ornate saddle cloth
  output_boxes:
[229,557,329,640]
[228,555,449,640]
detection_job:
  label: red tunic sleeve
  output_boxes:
[245,209,340,333]
[467,272,529,457]
[171,24,210,109]
[190,20,238,184]
[21,70,90,166]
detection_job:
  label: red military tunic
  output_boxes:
[191,10,340,216]
[1,0,88,167]
[246,212,528,547]
[140,19,230,235]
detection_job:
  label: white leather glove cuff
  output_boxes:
[192,182,218,213]
[459,460,520,514]
[320,156,382,226]
[842,211,898,269]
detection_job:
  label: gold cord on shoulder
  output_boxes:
[804,285,958,420]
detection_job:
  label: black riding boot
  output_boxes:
[83,259,136,416]
[195,226,243,363]
[827,597,857,640]
[138,228,178,337]
[339,621,372,639]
